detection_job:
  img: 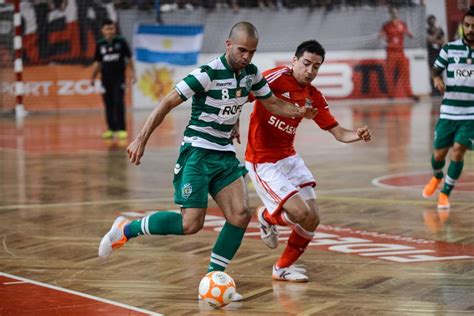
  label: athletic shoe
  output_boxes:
[422,176,442,198]
[437,192,450,209]
[257,206,279,249]
[272,265,308,283]
[102,130,114,139]
[198,292,243,302]
[116,130,128,140]
[98,216,130,258]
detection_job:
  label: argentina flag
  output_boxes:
[132,24,204,108]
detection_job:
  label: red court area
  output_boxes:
[0,273,159,316]
[373,172,474,191]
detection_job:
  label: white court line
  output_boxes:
[0,272,162,316]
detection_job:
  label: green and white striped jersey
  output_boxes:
[434,39,474,120]
[174,54,272,151]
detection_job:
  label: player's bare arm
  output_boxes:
[231,119,241,144]
[432,66,445,93]
[127,58,137,85]
[328,125,372,143]
[127,90,183,165]
[90,61,101,85]
[260,94,318,119]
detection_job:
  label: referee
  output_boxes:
[91,19,135,140]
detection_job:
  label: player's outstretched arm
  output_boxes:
[127,90,183,165]
[260,95,318,119]
[328,125,372,143]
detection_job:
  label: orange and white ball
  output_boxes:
[198,271,236,308]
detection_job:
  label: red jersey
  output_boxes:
[245,66,338,163]
[381,20,409,53]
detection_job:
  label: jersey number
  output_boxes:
[221,88,229,100]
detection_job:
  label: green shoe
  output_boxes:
[116,130,128,139]
[102,130,114,139]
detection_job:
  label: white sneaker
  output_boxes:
[272,265,308,282]
[198,291,243,302]
[98,216,130,258]
[257,206,279,249]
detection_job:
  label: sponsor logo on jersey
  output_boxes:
[454,68,474,78]
[220,104,243,116]
[268,115,297,135]
[101,46,106,54]
[174,163,182,175]
[216,81,233,87]
[103,53,120,62]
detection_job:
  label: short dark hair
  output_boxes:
[294,40,325,62]
[101,18,115,27]
[463,6,474,20]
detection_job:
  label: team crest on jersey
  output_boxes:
[108,47,113,52]
[236,88,242,97]
[182,183,192,199]
[304,98,313,108]
[243,75,253,91]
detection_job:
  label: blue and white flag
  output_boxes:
[132,24,204,108]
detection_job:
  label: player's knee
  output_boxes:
[306,210,320,229]
[182,221,203,235]
[288,206,310,224]
[451,144,467,161]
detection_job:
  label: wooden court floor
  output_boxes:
[0,99,473,315]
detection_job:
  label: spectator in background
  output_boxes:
[91,19,135,140]
[426,14,445,96]
[379,6,416,100]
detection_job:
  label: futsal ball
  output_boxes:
[198,271,236,308]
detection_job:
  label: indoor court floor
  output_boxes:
[0,98,473,315]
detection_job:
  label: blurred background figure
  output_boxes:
[379,6,416,99]
[426,14,445,96]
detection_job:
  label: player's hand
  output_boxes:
[127,137,146,165]
[433,77,445,94]
[300,107,318,119]
[357,126,372,142]
[230,124,241,144]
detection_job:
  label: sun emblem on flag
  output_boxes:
[138,66,174,101]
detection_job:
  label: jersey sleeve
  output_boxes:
[312,90,338,130]
[122,39,132,58]
[174,66,212,101]
[251,68,272,99]
[94,42,102,62]
[434,44,448,70]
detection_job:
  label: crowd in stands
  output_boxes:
[114,0,422,12]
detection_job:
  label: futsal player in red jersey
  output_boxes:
[244,40,372,282]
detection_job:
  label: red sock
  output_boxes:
[276,226,313,268]
[263,209,291,226]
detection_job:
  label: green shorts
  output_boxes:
[433,119,474,150]
[173,143,248,208]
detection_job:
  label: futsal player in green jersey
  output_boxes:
[423,7,474,209]
[98,22,316,300]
